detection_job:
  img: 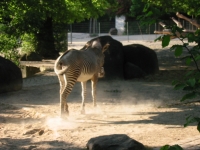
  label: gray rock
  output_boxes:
[20,52,42,61]
[123,44,159,77]
[124,62,146,79]
[109,28,118,35]
[86,134,146,150]
[0,56,22,93]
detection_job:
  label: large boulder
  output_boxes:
[123,44,159,79]
[20,52,42,61]
[109,28,118,35]
[0,56,22,93]
[82,36,124,79]
[86,134,146,150]
[20,52,42,78]
[124,62,146,79]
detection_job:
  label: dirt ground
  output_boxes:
[0,39,200,150]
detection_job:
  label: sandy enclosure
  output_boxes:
[0,35,200,150]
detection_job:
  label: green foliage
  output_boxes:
[0,0,111,58]
[21,33,36,54]
[142,0,200,16]
[53,26,68,52]
[184,116,200,132]
[162,35,170,48]
[129,0,145,18]
[138,1,200,148]
[135,2,164,25]
[0,25,20,65]
[154,13,200,136]
[160,144,183,150]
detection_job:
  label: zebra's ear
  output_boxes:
[102,43,110,53]
[92,39,102,49]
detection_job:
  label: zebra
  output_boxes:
[54,39,109,117]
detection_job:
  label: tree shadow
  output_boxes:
[68,103,200,127]
[0,138,84,150]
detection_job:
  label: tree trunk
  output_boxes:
[35,17,59,59]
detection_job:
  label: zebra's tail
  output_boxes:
[54,56,68,75]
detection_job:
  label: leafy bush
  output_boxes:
[20,33,37,54]
[160,144,183,150]
[156,25,200,133]
[0,28,21,66]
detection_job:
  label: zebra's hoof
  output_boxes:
[60,112,69,118]
[81,109,85,115]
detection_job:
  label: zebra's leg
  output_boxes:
[91,74,98,107]
[81,81,87,114]
[57,74,67,117]
[58,74,65,94]
[60,73,76,117]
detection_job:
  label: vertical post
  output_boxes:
[149,24,150,34]
[155,23,157,38]
[70,24,72,44]
[99,22,100,36]
[89,18,92,35]
[93,18,95,35]
[127,22,129,42]
[148,24,150,41]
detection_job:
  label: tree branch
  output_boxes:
[171,17,183,28]
[176,12,200,29]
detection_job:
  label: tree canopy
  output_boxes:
[0,0,112,59]
[0,0,111,34]
[143,0,200,16]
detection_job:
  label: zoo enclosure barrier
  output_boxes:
[67,19,199,43]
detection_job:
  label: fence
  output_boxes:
[67,19,199,43]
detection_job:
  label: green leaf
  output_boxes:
[183,86,194,91]
[186,57,192,65]
[174,46,183,57]
[187,33,195,43]
[169,145,183,150]
[143,3,150,12]
[170,45,182,51]
[181,92,197,101]
[185,70,194,77]
[145,11,153,17]
[160,145,183,150]
[184,116,195,127]
[174,83,186,90]
[180,55,191,60]
[195,55,200,61]
[162,35,170,48]
[160,145,170,150]
[197,122,200,132]
[186,78,196,87]
[172,80,179,86]
[184,116,200,129]
[155,36,162,42]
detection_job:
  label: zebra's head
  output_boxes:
[91,39,110,53]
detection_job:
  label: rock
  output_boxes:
[124,62,146,79]
[82,36,124,79]
[86,134,146,150]
[20,52,42,78]
[20,52,42,61]
[0,56,22,93]
[109,28,118,35]
[123,44,159,77]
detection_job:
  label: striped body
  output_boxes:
[54,40,109,117]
